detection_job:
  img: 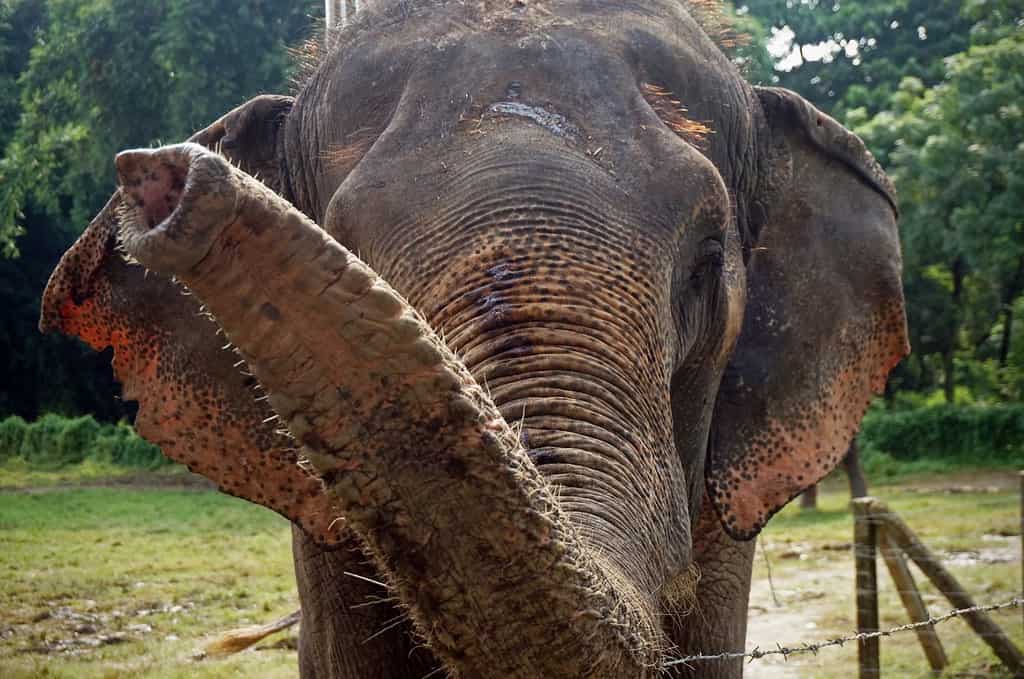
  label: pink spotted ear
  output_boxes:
[39,96,344,545]
[706,88,909,540]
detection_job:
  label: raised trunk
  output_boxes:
[113,143,663,678]
[38,194,344,545]
[39,187,425,676]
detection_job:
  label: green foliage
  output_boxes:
[56,414,101,466]
[743,0,974,117]
[0,0,45,255]
[3,414,165,469]
[0,0,320,423]
[93,421,166,468]
[1,0,321,251]
[0,415,27,462]
[18,413,68,467]
[858,404,1024,465]
[722,3,776,85]
[852,26,1024,403]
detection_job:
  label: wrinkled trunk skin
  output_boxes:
[113,143,670,678]
[667,496,755,679]
[39,189,435,677]
[291,529,438,678]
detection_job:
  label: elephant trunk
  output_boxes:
[339,141,694,594]
[38,192,345,545]
[112,142,664,678]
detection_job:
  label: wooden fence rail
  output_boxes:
[853,495,1024,678]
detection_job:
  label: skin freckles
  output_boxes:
[709,306,910,538]
[42,195,345,545]
[41,99,436,679]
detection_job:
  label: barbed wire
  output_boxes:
[662,597,1024,668]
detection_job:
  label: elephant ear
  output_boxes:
[706,87,910,540]
[37,95,342,543]
[189,94,294,194]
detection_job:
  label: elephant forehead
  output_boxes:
[320,119,730,292]
[293,0,744,196]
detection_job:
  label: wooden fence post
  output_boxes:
[853,498,881,678]
[870,497,1024,676]
[878,531,948,673]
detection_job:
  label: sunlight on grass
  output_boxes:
[0,457,194,489]
[0,487,297,678]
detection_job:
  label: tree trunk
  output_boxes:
[843,441,869,499]
[998,257,1024,367]
[1000,305,1014,368]
[800,484,818,510]
[943,350,955,403]
[944,256,966,404]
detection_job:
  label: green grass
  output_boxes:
[0,486,297,678]
[1,469,1021,678]
[751,471,1023,678]
[0,457,194,489]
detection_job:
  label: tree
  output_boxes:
[742,0,972,117]
[853,29,1024,401]
[0,0,45,256]
[1,0,321,249]
[722,2,776,85]
[0,0,321,420]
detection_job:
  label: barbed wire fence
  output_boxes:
[661,482,1024,675]
[662,598,1024,669]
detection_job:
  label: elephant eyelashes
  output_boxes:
[640,82,713,148]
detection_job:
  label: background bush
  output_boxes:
[858,403,1024,465]
[7,405,1024,474]
[0,415,26,462]
[2,414,166,469]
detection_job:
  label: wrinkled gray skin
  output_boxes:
[42,1,908,677]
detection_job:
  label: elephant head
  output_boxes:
[41,1,908,677]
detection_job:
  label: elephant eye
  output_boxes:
[691,238,724,284]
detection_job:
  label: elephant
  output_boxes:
[40,1,909,677]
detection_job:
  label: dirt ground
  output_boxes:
[742,471,1022,678]
[745,544,862,678]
